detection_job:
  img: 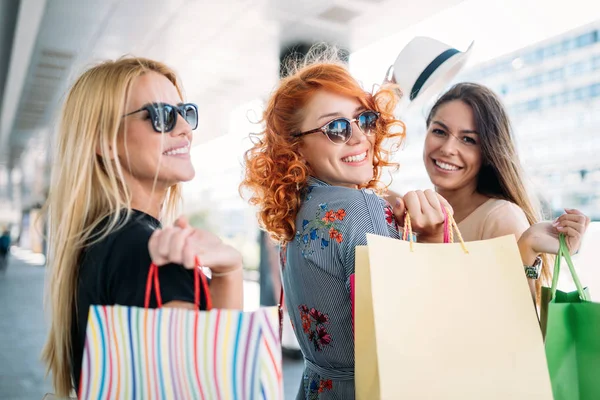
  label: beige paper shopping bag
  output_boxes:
[356,233,553,400]
[355,246,380,400]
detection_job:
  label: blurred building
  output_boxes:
[467,21,600,218]
[0,0,468,251]
[394,21,600,220]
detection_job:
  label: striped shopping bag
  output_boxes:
[79,259,283,400]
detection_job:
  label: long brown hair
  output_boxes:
[241,50,404,243]
[42,57,184,396]
[427,82,551,292]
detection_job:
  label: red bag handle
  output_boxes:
[442,206,451,244]
[277,243,287,340]
[145,256,212,310]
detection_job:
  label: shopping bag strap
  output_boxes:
[277,243,286,340]
[195,256,213,310]
[278,284,284,340]
[146,256,213,310]
[403,206,468,253]
[551,234,589,301]
[442,206,451,244]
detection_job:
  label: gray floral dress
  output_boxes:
[282,177,400,399]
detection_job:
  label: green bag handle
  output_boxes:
[550,234,589,301]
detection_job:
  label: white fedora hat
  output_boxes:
[385,36,474,111]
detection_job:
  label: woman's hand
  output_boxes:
[519,209,590,261]
[149,216,244,309]
[148,217,242,274]
[392,190,453,243]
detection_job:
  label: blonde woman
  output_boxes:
[42,57,243,397]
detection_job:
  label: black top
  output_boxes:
[70,210,208,391]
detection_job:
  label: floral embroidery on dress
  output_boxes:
[384,202,399,231]
[296,203,346,257]
[304,185,315,201]
[303,375,334,399]
[298,304,332,351]
[319,379,333,393]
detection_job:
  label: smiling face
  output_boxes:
[423,100,483,192]
[118,71,195,191]
[297,90,375,188]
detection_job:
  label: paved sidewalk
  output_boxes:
[0,249,304,399]
[0,251,52,399]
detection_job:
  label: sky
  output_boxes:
[186,1,600,209]
[349,0,600,89]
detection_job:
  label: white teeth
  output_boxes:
[164,146,189,156]
[342,151,367,163]
[435,160,460,171]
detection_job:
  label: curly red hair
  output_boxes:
[241,61,405,242]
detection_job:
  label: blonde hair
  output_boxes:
[42,57,184,396]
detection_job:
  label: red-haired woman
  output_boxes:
[241,54,450,398]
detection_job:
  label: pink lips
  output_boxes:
[341,149,369,164]
[163,142,190,156]
[432,158,462,172]
[342,149,368,159]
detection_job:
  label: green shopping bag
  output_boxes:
[543,234,600,400]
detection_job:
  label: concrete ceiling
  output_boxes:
[0,0,465,207]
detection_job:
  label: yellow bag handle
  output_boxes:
[402,206,469,253]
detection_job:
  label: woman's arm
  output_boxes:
[207,267,244,309]
[484,206,590,300]
[518,209,590,263]
[517,210,589,302]
[391,189,453,243]
[148,217,244,310]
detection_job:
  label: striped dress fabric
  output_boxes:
[79,306,283,400]
[283,177,400,399]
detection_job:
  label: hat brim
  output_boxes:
[404,41,474,112]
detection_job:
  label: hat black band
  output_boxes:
[410,48,460,101]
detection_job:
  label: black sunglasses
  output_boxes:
[123,102,198,133]
[291,110,380,144]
